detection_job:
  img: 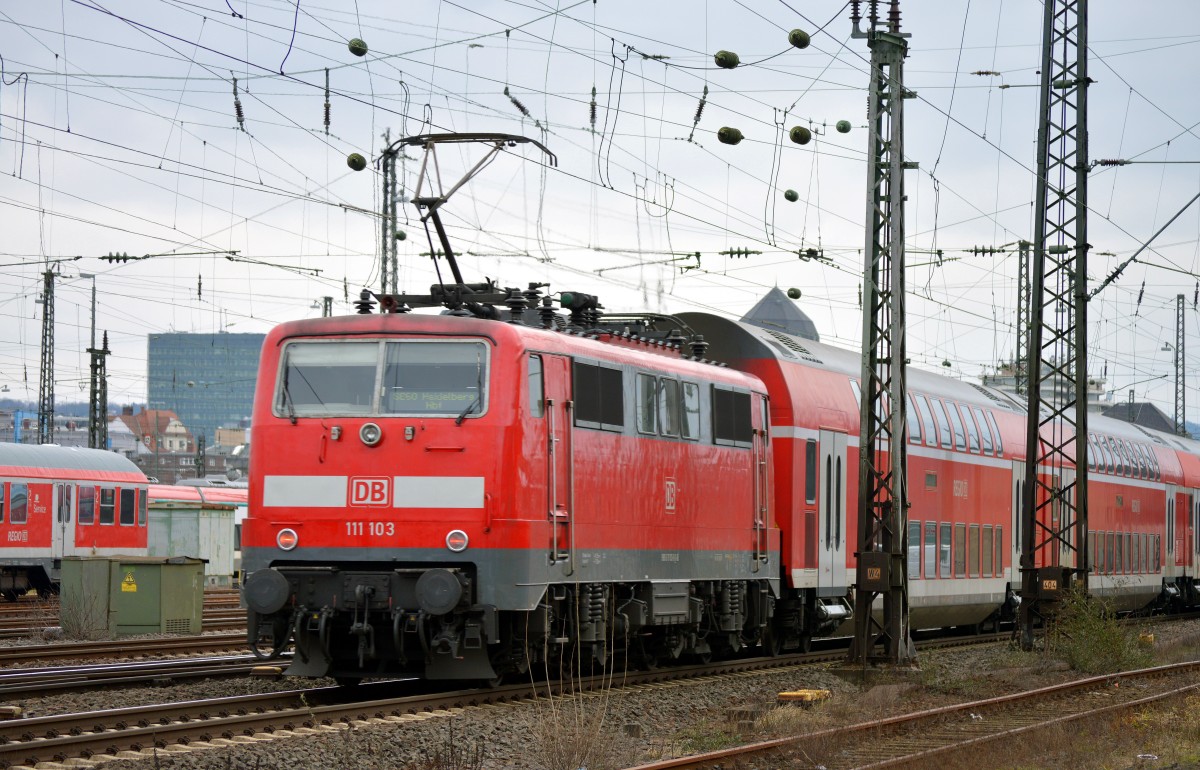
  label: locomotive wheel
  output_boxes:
[798,634,812,654]
[761,626,782,657]
[1,590,20,602]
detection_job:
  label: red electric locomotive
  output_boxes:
[243,298,779,683]
[0,443,150,599]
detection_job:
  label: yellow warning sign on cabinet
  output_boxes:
[121,571,137,593]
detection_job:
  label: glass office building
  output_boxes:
[147,333,265,444]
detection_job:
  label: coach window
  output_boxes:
[1096,437,1112,474]
[1106,437,1124,475]
[1092,532,1102,573]
[1105,532,1114,574]
[985,411,1004,456]
[10,483,27,525]
[931,399,953,449]
[906,395,921,444]
[574,362,624,431]
[138,489,147,526]
[995,526,1003,576]
[960,405,981,453]
[1114,533,1123,574]
[972,406,994,455]
[1155,535,1162,571]
[56,484,72,524]
[1139,445,1156,481]
[77,486,95,525]
[939,523,953,578]
[1127,441,1146,479]
[1148,447,1161,481]
[120,488,136,526]
[659,378,682,437]
[1085,434,1097,471]
[953,523,967,577]
[849,378,861,408]
[636,374,657,434]
[0,482,5,523]
[915,395,937,447]
[908,521,921,578]
[99,488,116,525]
[804,440,818,504]
[983,525,994,576]
[682,383,701,439]
[968,524,981,577]
[944,402,967,451]
[712,387,753,447]
[924,523,937,578]
[527,356,544,418]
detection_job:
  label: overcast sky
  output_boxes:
[1,0,1198,422]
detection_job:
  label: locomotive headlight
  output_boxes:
[359,422,383,446]
[276,528,299,551]
[446,529,469,552]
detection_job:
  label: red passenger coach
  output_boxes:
[243,308,779,683]
[0,444,149,599]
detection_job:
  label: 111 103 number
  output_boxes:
[346,521,395,537]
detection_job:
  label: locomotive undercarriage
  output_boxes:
[244,564,782,683]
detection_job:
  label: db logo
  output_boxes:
[350,477,391,506]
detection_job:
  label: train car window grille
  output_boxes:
[995,526,1003,576]
[959,405,981,453]
[527,355,544,418]
[983,525,994,576]
[682,382,701,440]
[985,411,1003,456]
[762,329,822,363]
[908,521,922,578]
[968,524,980,577]
[939,523,952,578]
[931,399,953,449]
[10,483,27,524]
[916,395,937,447]
[906,395,921,444]
[924,522,937,578]
[954,523,967,578]
[712,387,752,447]
[383,341,489,418]
[658,378,682,437]
[944,402,967,451]
[971,406,993,454]
[78,486,95,525]
[574,361,624,431]
[804,440,817,504]
[99,488,115,525]
[277,341,379,416]
[636,374,657,434]
[119,488,136,526]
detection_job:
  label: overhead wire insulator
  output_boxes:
[589,85,597,129]
[788,29,810,49]
[504,86,531,118]
[717,126,743,145]
[784,189,799,202]
[323,68,331,135]
[789,126,811,145]
[835,120,851,134]
[693,85,708,124]
[232,76,245,131]
[714,50,740,69]
[1135,280,1144,315]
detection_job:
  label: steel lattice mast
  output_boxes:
[1015,240,1031,397]
[87,332,110,450]
[847,0,916,668]
[1020,0,1090,650]
[37,270,55,445]
[380,130,401,296]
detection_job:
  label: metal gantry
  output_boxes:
[1020,0,1090,650]
[847,0,917,668]
[1175,293,1186,435]
[37,270,55,445]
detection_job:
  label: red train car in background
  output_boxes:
[0,443,149,599]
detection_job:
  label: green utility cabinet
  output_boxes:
[60,556,205,638]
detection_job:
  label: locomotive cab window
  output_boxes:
[382,341,488,417]
[658,378,682,437]
[682,382,701,439]
[574,361,624,431]
[636,374,657,434]
[527,355,544,418]
[712,386,753,447]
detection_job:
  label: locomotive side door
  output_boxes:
[817,429,848,593]
[541,354,574,570]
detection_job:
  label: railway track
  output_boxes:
[0,609,247,639]
[629,660,1200,769]
[0,655,281,697]
[0,633,253,665]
